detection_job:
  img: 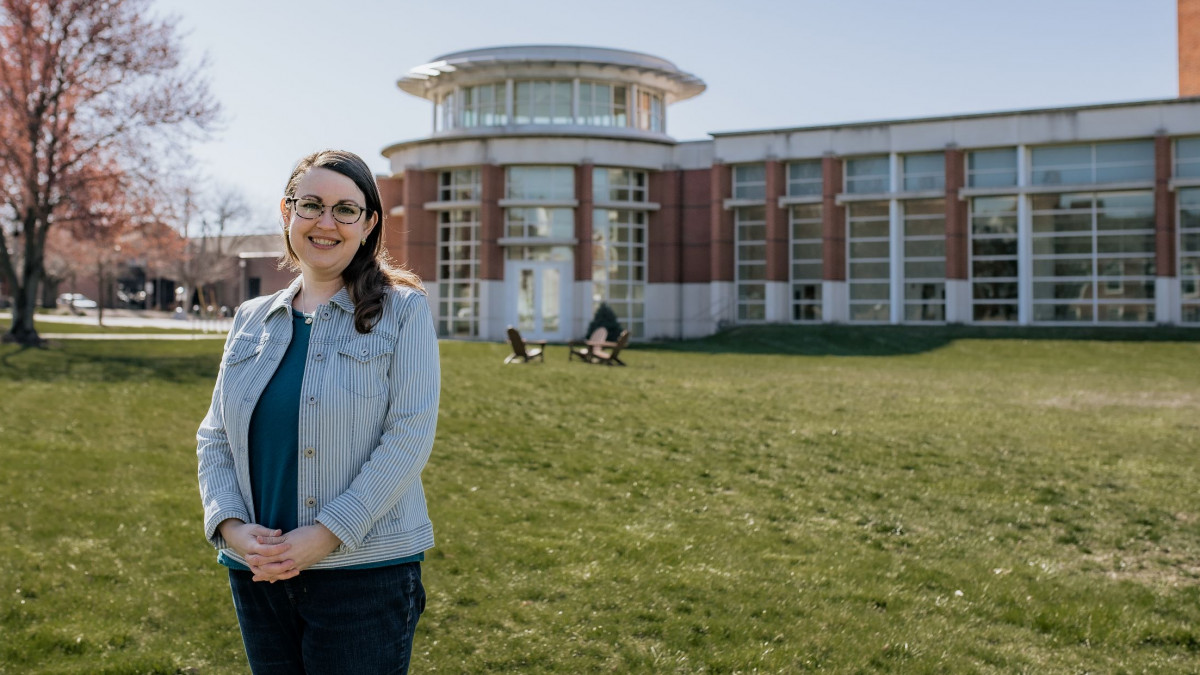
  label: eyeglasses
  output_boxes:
[285,197,368,225]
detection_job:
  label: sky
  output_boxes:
[152,0,1179,233]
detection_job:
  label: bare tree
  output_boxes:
[0,0,218,345]
[175,184,257,317]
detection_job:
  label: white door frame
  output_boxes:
[504,259,573,341]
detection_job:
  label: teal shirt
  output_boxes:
[219,310,421,571]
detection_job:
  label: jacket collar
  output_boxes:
[266,276,356,316]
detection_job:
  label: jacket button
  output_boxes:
[308,396,317,405]
[305,497,317,508]
[314,352,324,361]
[303,447,315,458]
[321,311,331,320]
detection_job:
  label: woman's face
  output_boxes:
[283,167,376,283]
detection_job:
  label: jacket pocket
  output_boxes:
[336,334,394,398]
[223,334,263,366]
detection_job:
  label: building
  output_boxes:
[378,4,1200,342]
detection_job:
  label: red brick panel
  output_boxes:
[1181,0,1200,96]
[765,160,788,282]
[710,164,734,282]
[944,149,969,280]
[648,169,681,284]
[401,168,438,283]
[379,175,406,267]
[1155,135,1176,277]
[575,164,594,281]
[680,169,712,283]
[479,164,505,281]
[822,156,846,281]
[378,176,404,217]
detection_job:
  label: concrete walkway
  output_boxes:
[1,310,231,334]
[39,333,227,340]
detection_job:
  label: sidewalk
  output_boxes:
[1,310,231,333]
[40,333,228,340]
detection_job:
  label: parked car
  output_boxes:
[57,293,98,309]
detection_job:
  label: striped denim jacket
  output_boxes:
[197,277,440,569]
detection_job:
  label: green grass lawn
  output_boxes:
[1,329,1199,673]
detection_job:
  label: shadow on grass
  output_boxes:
[0,340,220,383]
[641,324,1200,357]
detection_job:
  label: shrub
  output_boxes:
[586,303,623,342]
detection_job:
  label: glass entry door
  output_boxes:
[505,260,572,341]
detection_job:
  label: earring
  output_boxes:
[361,237,367,246]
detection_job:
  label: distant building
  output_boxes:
[378,1,1200,341]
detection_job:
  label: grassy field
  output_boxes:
[1,328,1199,673]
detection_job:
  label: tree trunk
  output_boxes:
[5,277,42,346]
[97,261,105,327]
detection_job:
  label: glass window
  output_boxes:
[970,196,1019,323]
[845,156,890,194]
[460,84,506,127]
[1180,188,1200,323]
[437,91,455,131]
[968,148,1018,188]
[1031,141,1154,186]
[736,206,767,322]
[506,166,575,200]
[1177,138,1200,179]
[787,160,823,197]
[1031,190,1155,323]
[636,89,664,132]
[513,81,573,125]
[733,164,766,200]
[903,153,945,192]
[439,168,480,202]
[847,200,890,321]
[593,209,647,337]
[505,207,574,239]
[790,203,823,321]
[579,82,628,127]
[902,199,945,322]
[593,168,647,203]
[437,209,479,338]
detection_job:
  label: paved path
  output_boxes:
[40,333,227,341]
[0,311,231,332]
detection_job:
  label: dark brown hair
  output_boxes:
[281,149,424,334]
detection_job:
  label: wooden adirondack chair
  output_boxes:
[590,330,630,366]
[567,328,607,363]
[504,326,546,363]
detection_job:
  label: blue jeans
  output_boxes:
[228,563,425,675]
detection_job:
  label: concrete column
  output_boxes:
[1016,145,1032,325]
[889,153,902,324]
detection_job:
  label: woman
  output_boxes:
[197,149,440,674]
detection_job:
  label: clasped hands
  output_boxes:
[218,519,342,583]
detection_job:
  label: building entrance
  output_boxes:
[505,260,572,341]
